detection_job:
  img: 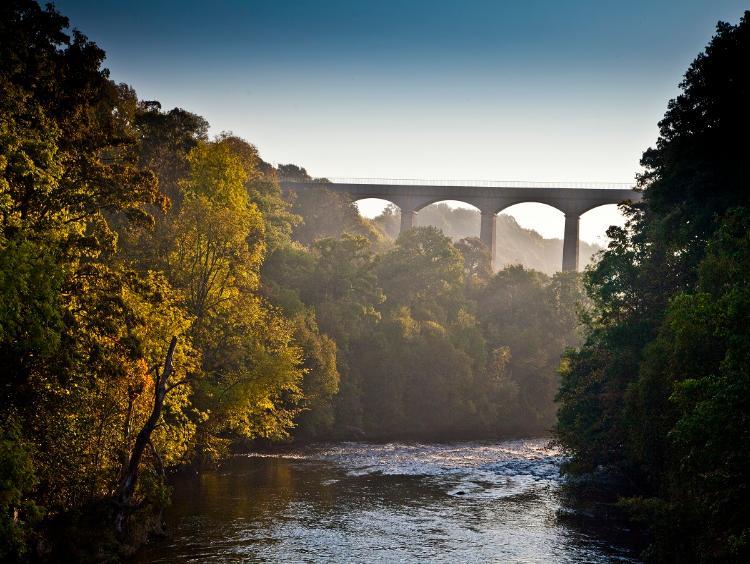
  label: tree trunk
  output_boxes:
[114,336,177,534]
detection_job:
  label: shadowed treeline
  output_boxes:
[555,12,750,562]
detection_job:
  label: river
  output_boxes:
[134,439,640,562]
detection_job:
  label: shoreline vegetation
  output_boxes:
[1,1,748,561]
[555,12,750,562]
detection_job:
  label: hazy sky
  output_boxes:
[56,0,748,244]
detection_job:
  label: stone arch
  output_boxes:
[352,197,402,240]
[495,199,564,215]
[413,197,485,213]
[496,201,577,272]
[579,203,627,247]
[413,200,482,239]
[352,197,402,216]
[496,201,566,238]
[576,197,633,216]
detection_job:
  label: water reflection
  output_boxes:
[134,439,640,563]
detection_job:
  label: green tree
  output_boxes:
[217,135,301,253]
[0,2,185,541]
[456,237,493,283]
[292,313,340,438]
[556,12,750,560]
[377,226,464,322]
[0,417,40,560]
[477,266,584,434]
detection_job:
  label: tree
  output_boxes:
[455,236,492,283]
[213,135,301,253]
[0,4,307,554]
[556,12,750,560]
[377,226,464,322]
[0,1,158,237]
[476,266,584,434]
[169,141,265,323]
[308,235,383,343]
[292,313,340,438]
[135,102,208,206]
[0,2,185,543]
[155,139,304,462]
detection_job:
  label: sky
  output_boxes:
[56,0,749,244]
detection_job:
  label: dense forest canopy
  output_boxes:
[263,175,588,441]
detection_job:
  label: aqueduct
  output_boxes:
[280,179,641,271]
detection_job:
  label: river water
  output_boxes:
[135,439,640,563]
